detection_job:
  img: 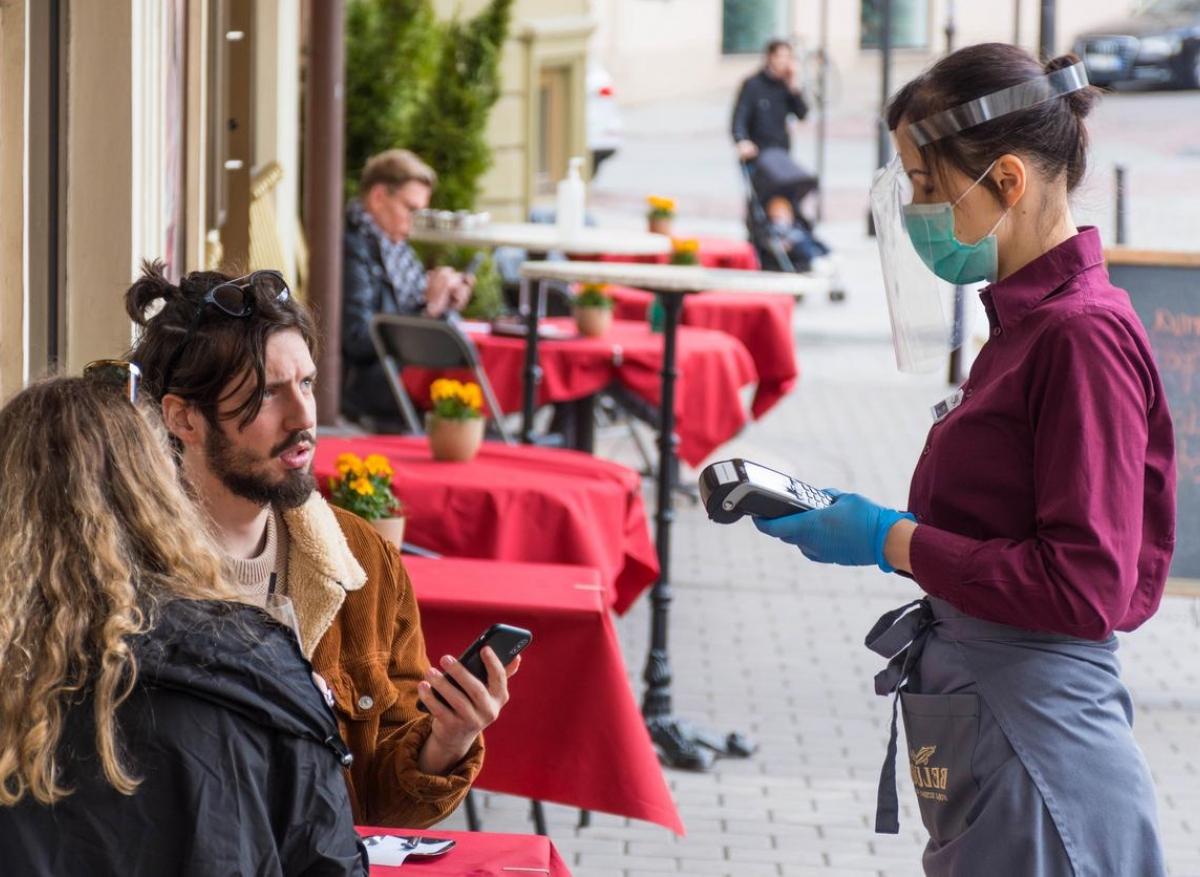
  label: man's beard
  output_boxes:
[204,426,317,510]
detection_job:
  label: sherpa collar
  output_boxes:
[281,493,367,657]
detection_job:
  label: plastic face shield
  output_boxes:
[870,155,960,374]
[870,62,1090,373]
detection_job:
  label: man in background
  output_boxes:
[342,149,473,422]
[732,39,809,161]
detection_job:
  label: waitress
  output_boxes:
[756,43,1176,876]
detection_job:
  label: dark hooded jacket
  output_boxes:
[0,599,367,876]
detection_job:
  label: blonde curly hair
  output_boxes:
[0,377,234,805]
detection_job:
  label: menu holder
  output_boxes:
[1107,247,1200,593]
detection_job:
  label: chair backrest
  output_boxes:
[369,314,514,443]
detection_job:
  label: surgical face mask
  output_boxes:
[902,162,1010,285]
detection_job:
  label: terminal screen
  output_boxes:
[743,461,795,497]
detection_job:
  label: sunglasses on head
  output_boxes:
[84,360,142,403]
[160,270,291,394]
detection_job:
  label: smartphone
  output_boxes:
[417,623,532,713]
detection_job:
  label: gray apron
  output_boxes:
[867,597,1165,877]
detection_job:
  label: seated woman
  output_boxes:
[0,376,366,876]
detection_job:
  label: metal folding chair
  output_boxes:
[368,314,515,444]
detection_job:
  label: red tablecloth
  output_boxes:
[313,436,658,614]
[405,556,683,834]
[407,320,756,467]
[594,234,760,270]
[360,827,572,876]
[604,285,798,418]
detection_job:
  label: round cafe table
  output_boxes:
[405,555,683,833]
[359,827,571,876]
[313,435,659,616]
[404,318,757,467]
[518,260,816,771]
[603,284,798,418]
[410,220,671,258]
[596,233,760,270]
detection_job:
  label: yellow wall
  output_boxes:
[0,0,27,398]
[432,0,593,220]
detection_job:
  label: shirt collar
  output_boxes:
[348,199,403,251]
[979,226,1105,332]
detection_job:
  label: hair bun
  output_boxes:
[124,259,185,326]
[1044,52,1098,120]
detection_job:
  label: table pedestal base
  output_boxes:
[647,715,757,772]
[641,289,754,773]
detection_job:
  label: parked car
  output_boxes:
[587,66,622,175]
[1073,0,1200,89]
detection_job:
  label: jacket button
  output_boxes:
[992,327,1002,337]
[922,445,931,455]
[357,695,374,711]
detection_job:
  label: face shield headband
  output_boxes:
[907,62,1089,146]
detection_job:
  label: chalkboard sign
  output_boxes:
[1107,248,1200,593]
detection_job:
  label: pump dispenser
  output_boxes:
[556,156,586,236]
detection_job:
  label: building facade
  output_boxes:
[591,0,1153,105]
[434,0,593,221]
[0,0,306,398]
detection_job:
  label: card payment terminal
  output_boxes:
[699,458,833,524]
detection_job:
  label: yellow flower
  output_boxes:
[364,454,392,477]
[672,237,699,254]
[431,378,465,404]
[335,452,363,477]
[647,195,676,213]
[462,382,483,412]
[351,476,374,496]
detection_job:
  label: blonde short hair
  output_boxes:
[360,149,437,194]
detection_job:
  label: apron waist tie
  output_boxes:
[864,598,936,834]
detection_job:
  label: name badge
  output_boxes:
[931,389,965,423]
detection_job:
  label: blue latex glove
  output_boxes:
[753,489,916,573]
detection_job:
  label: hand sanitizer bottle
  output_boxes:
[556,156,586,237]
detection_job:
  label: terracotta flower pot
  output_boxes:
[575,305,613,338]
[428,414,485,462]
[648,216,673,236]
[370,515,406,548]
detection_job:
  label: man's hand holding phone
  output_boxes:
[415,626,528,775]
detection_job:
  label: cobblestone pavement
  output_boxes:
[433,338,1200,876]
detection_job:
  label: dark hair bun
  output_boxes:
[125,259,185,327]
[1044,53,1098,121]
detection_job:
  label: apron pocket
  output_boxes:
[900,691,981,844]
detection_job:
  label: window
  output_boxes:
[535,66,570,195]
[722,0,790,56]
[861,0,929,50]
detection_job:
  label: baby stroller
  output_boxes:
[741,148,846,300]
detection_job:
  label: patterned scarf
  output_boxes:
[348,199,428,314]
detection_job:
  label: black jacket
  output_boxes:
[0,600,367,876]
[342,207,417,420]
[731,69,809,152]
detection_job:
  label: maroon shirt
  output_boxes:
[908,228,1176,640]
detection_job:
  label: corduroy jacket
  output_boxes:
[282,493,483,827]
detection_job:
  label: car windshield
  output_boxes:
[1142,0,1200,15]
